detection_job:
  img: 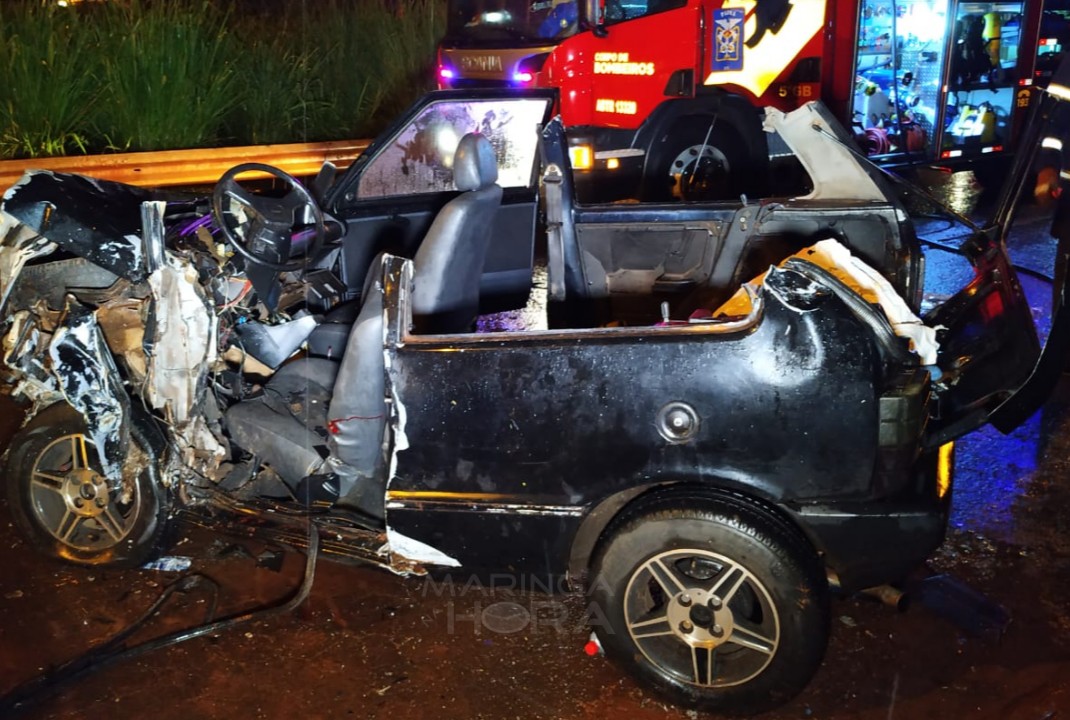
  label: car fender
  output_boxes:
[47,299,132,484]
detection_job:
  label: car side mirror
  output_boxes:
[583,0,608,37]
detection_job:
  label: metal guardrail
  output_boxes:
[0,139,371,190]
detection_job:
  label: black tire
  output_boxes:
[643,117,766,202]
[5,403,169,568]
[589,493,829,715]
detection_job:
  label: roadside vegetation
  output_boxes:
[0,0,444,158]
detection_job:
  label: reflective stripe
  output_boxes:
[1061,170,1070,181]
[1042,137,1064,151]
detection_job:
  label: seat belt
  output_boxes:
[543,163,567,302]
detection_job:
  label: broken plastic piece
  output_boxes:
[141,556,192,572]
[235,315,318,370]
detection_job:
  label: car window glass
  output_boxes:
[357,99,548,199]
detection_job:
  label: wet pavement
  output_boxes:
[2,181,1070,719]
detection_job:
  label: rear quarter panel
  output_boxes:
[384,265,885,576]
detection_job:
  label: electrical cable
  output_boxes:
[0,524,320,718]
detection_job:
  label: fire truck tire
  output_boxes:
[643,117,763,201]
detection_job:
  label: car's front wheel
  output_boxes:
[589,493,829,714]
[5,403,168,567]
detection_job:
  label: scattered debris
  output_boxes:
[256,549,284,572]
[208,539,253,561]
[141,556,192,572]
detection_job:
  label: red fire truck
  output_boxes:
[437,0,1066,200]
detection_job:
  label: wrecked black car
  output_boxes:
[1,80,1068,714]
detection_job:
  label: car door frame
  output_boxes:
[325,88,557,308]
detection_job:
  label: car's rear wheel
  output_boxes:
[5,403,168,567]
[589,494,829,714]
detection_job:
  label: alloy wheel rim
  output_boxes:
[29,433,139,552]
[623,547,780,688]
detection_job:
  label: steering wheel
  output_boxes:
[211,163,326,273]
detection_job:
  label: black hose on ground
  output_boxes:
[0,524,320,717]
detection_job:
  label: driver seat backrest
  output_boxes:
[411,132,502,334]
[327,253,388,514]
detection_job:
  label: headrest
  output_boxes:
[453,133,498,192]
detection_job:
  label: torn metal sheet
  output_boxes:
[141,200,166,274]
[384,258,410,491]
[172,415,227,482]
[146,257,217,425]
[715,239,939,364]
[0,211,56,314]
[2,310,62,411]
[4,310,46,370]
[797,240,939,365]
[47,300,130,481]
[381,528,461,569]
[764,103,885,202]
[2,171,150,282]
[97,297,150,381]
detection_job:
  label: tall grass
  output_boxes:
[0,2,98,157]
[92,0,240,151]
[360,0,448,131]
[225,35,326,146]
[0,0,446,159]
[244,0,446,142]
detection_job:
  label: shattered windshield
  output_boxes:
[445,0,579,46]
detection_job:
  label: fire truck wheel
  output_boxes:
[644,117,754,202]
[589,494,829,713]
